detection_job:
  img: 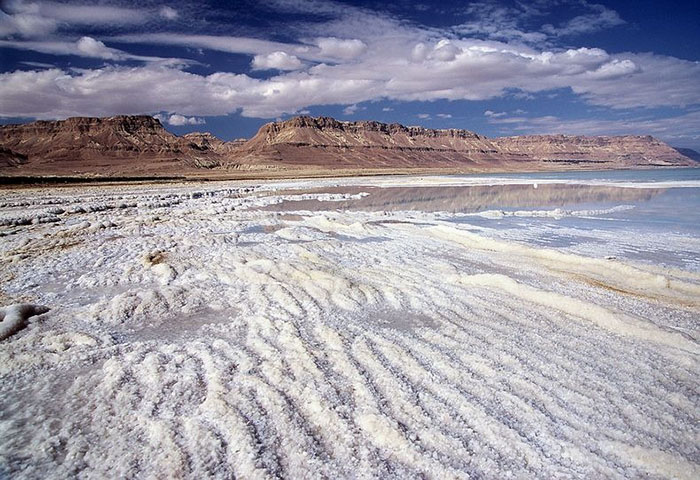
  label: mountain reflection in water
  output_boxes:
[266,184,665,213]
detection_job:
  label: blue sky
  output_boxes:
[0,0,699,149]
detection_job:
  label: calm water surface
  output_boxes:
[268,168,700,271]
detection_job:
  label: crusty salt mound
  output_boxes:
[0,178,698,479]
[0,304,49,340]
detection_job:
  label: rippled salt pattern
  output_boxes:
[0,174,698,479]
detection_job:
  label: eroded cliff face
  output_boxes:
[0,116,176,154]
[0,115,695,177]
[238,116,695,170]
[0,116,226,175]
[245,116,493,150]
[0,147,28,168]
[492,134,688,165]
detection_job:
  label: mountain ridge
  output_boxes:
[0,115,695,178]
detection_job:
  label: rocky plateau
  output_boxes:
[0,115,695,179]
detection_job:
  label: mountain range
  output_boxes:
[0,115,696,179]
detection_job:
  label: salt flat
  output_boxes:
[1,175,698,479]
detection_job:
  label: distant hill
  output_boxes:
[0,116,229,176]
[673,147,700,163]
[239,116,695,171]
[0,115,695,178]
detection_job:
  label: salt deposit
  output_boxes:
[0,177,698,479]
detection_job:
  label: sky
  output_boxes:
[0,0,699,149]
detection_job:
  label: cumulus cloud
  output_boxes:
[251,51,303,70]
[315,37,367,59]
[429,40,461,62]
[0,0,698,132]
[0,65,376,119]
[586,59,639,80]
[75,36,122,59]
[155,114,205,126]
[1,43,698,121]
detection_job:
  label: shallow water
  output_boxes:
[266,168,700,271]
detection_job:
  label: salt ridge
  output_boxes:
[0,179,698,479]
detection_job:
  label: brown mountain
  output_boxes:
[239,116,694,171]
[0,115,695,179]
[0,147,28,168]
[493,134,692,166]
[673,147,700,163]
[0,115,226,176]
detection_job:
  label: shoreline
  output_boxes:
[1,163,696,188]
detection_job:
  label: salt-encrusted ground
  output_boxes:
[0,177,698,479]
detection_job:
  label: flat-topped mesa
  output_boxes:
[244,116,492,160]
[493,133,686,163]
[0,115,172,149]
[0,114,696,177]
[239,115,505,168]
[0,115,232,176]
[66,114,164,132]
[238,115,696,170]
[259,115,483,141]
[3,115,165,137]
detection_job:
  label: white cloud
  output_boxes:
[343,104,359,115]
[34,2,146,25]
[159,7,179,21]
[484,110,507,118]
[0,11,55,37]
[0,65,377,119]
[111,33,325,60]
[429,40,461,62]
[0,36,188,63]
[586,59,639,80]
[155,114,205,126]
[436,113,452,118]
[0,0,698,129]
[417,113,431,119]
[1,40,699,122]
[252,51,303,71]
[19,60,55,68]
[0,0,146,37]
[315,37,367,59]
[410,43,429,62]
[455,0,625,44]
[75,36,122,60]
[542,4,625,37]
[382,107,394,112]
